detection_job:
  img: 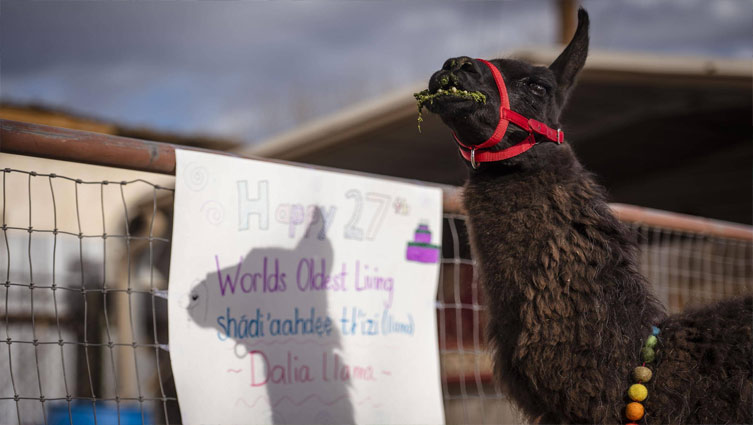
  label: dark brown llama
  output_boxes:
[419,8,752,424]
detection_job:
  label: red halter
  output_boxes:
[453,59,565,168]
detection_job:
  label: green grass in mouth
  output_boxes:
[413,88,486,133]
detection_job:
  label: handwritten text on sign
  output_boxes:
[168,150,444,424]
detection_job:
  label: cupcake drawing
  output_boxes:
[406,223,441,264]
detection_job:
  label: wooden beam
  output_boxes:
[558,0,579,44]
[3,118,751,241]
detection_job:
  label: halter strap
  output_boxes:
[453,59,564,168]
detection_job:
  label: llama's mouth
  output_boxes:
[413,86,486,132]
[415,85,486,106]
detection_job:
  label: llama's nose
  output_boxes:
[442,56,476,73]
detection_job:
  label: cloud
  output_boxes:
[584,0,752,56]
[1,0,750,144]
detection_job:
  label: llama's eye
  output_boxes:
[527,81,547,96]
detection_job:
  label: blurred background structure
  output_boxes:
[2,0,751,224]
[1,1,751,424]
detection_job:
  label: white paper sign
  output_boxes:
[168,150,445,424]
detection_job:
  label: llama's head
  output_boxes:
[420,8,589,168]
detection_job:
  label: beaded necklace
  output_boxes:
[625,326,660,423]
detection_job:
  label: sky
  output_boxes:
[2,0,751,145]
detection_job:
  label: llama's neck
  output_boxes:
[463,147,664,422]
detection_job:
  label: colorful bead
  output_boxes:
[633,366,652,383]
[628,383,648,402]
[625,402,645,421]
[645,335,658,349]
[641,346,655,363]
[625,329,658,423]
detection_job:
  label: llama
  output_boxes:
[418,8,752,424]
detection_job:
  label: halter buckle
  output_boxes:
[470,148,479,169]
[557,128,562,143]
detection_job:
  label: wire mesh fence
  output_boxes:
[1,167,178,425]
[2,162,752,425]
[634,225,753,312]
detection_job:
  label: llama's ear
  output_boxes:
[549,7,589,110]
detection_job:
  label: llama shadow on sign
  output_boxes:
[185,214,354,425]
